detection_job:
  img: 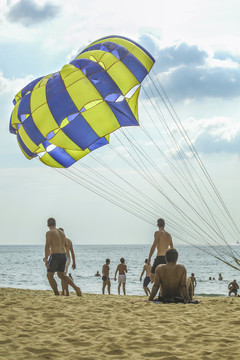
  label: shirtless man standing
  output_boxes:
[102,258,111,295]
[114,258,127,295]
[148,218,173,282]
[140,259,152,296]
[149,248,190,302]
[58,228,76,296]
[43,218,82,296]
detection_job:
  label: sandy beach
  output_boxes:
[0,288,240,360]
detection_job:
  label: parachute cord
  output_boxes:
[150,71,240,243]
[54,168,155,226]
[144,76,236,250]
[107,135,235,259]
[53,167,238,266]
[117,126,234,253]
[143,74,239,256]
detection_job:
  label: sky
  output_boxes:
[1,0,240,245]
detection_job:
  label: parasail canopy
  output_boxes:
[9,35,155,168]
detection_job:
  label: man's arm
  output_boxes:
[180,268,191,302]
[44,232,51,267]
[114,265,119,280]
[102,264,106,276]
[69,240,76,270]
[169,235,173,249]
[148,233,158,264]
[140,265,146,281]
[125,265,128,273]
[149,268,161,301]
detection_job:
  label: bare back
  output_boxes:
[46,229,66,254]
[155,229,173,256]
[102,264,110,277]
[157,263,187,298]
[117,263,127,275]
[145,264,152,277]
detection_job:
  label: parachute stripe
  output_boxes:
[21,115,45,146]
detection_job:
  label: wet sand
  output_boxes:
[0,288,240,360]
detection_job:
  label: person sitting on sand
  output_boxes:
[228,279,239,296]
[58,227,76,296]
[148,218,173,282]
[190,273,197,295]
[149,248,191,302]
[114,258,127,295]
[95,271,101,277]
[102,259,111,295]
[218,273,223,281]
[140,259,152,296]
[43,218,82,296]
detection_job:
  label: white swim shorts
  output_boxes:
[118,274,126,284]
[65,258,71,273]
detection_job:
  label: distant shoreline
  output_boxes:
[0,286,227,297]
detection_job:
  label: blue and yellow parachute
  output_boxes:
[9,36,155,168]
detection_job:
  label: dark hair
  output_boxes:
[120,257,125,263]
[59,227,64,231]
[157,218,165,227]
[191,273,194,276]
[106,258,110,264]
[145,259,148,264]
[47,218,56,227]
[165,248,178,263]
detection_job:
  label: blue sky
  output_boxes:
[1,0,240,245]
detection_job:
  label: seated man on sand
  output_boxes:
[228,279,239,296]
[149,248,191,303]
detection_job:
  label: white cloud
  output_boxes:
[0,70,34,96]
[181,116,240,155]
[6,0,60,27]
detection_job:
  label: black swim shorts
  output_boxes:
[143,276,151,287]
[102,276,109,281]
[47,253,67,273]
[151,255,166,273]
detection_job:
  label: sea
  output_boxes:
[1,244,239,297]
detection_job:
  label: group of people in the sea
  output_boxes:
[43,217,239,300]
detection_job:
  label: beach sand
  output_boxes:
[0,288,240,360]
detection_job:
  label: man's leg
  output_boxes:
[61,273,68,295]
[143,286,149,296]
[102,281,106,294]
[118,283,121,295]
[107,280,111,295]
[61,278,69,296]
[123,283,126,295]
[57,272,82,296]
[47,272,59,295]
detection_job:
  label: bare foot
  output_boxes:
[76,287,82,296]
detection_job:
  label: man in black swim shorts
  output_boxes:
[102,258,111,295]
[148,218,173,282]
[47,253,67,273]
[151,255,166,274]
[43,218,82,296]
